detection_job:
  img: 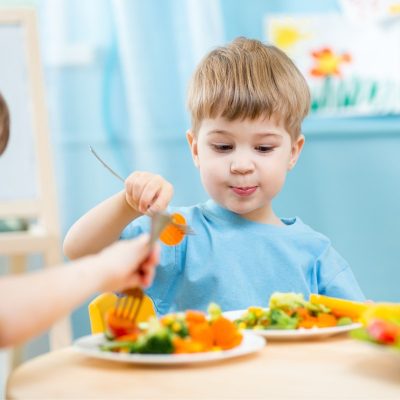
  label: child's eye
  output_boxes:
[211,144,233,152]
[255,145,274,153]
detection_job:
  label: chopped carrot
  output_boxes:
[185,310,207,324]
[298,316,318,329]
[189,322,214,350]
[173,337,204,353]
[296,307,311,319]
[316,313,338,328]
[160,213,186,246]
[211,317,243,350]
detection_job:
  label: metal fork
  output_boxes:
[113,212,172,322]
[89,146,195,236]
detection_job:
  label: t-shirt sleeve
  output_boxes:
[317,245,365,301]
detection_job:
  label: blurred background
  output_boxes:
[0,0,400,371]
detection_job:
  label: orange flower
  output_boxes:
[310,47,351,78]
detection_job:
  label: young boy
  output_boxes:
[64,37,364,315]
[0,92,160,347]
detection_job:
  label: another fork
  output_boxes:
[89,146,195,236]
[113,212,172,322]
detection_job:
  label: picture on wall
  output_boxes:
[265,13,400,116]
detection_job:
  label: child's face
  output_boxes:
[187,115,304,223]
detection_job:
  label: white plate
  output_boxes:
[223,310,362,341]
[73,332,265,365]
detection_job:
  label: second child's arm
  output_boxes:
[0,235,160,347]
[64,172,173,259]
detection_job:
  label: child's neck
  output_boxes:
[241,205,284,226]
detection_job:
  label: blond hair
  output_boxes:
[187,37,310,139]
[0,92,10,156]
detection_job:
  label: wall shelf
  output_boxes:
[303,115,400,138]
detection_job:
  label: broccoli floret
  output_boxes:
[164,318,189,338]
[268,308,299,330]
[100,341,140,352]
[269,292,306,313]
[101,324,174,354]
[242,312,257,327]
[257,313,271,327]
[337,317,353,326]
[307,302,331,315]
[134,328,174,354]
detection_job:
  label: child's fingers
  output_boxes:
[139,175,173,214]
[138,245,160,286]
[122,234,151,264]
[129,237,160,268]
[140,244,160,271]
[125,172,171,214]
[137,178,163,214]
[147,182,173,214]
[140,266,156,288]
[125,172,151,210]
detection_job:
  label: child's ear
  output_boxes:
[186,130,200,168]
[288,134,305,170]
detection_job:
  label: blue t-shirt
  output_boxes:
[121,199,365,315]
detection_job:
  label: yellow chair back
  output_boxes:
[88,292,156,334]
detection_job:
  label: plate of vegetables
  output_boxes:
[351,303,400,355]
[224,293,362,340]
[74,304,265,364]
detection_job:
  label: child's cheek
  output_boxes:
[264,168,288,196]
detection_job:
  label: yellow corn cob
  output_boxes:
[309,294,369,320]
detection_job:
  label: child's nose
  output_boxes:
[230,158,255,174]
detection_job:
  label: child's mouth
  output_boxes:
[230,186,258,196]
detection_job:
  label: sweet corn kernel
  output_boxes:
[248,306,262,314]
[238,322,247,330]
[161,315,174,325]
[254,309,263,318]
[172,322,181,332]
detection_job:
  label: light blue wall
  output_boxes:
[42,0,400,339]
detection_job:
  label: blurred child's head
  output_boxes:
[0,92,10,156]
[186,38,310,222]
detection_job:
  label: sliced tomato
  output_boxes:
[367,320,399,344]
[105,310,140,338]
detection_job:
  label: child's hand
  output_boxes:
[124,171,173,216]
[96,234,160,291]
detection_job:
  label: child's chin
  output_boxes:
[225,202,256,216]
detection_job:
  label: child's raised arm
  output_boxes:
[63,171,173,259]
